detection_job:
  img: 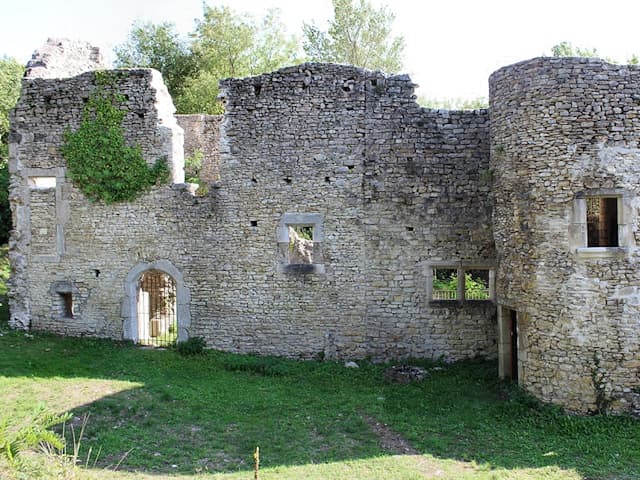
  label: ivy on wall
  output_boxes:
[60,71,169,203]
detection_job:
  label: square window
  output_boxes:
[277,213,324,274]
[465,269,491,301]
[432,268,459,300]
[571,190,633,256]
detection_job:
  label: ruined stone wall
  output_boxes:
[213,64,496,360]
[176,114,221,181]
[9,62,496,363]
[8,69,185,331]
[490,57,640,413]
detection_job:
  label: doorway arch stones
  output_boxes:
[122,260,191,343]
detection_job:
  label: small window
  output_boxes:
[28,176,56,189]
[429,265,494,302]
[277,213,324,274]
[432,268,458,300]
[59,292,74,318]
[465,269,491,301]
[288,225,314,264]
[586,197,618,247]
[571,190,632,256]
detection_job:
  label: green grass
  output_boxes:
[0,329,638,480]
[0,247,637,479]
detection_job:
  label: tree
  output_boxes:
[0,57,23,244]
[302,0,405,73]
[179,6,302,114]
[420,96,488,110]
[115,7,302,115]
[114,21,199,100]
[551,41,598,58]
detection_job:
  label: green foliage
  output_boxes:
[0,57,23,143]
[0,160,10,245]
[551,41,599,58]
[465,272,489,300]
[432,270,489,300]
[60,72,169,203]
[551,41,640,65]
[420,96,488,110]
[180,6,302,114]
[433,270,457,293]
[114,21,199,101]
[184,149,204,184]
[175,336,206,356]
[0,57,23,245]
[1,331,639,478]
[0,409,70,466]
[116,7,303,115]
[303,0,405,73]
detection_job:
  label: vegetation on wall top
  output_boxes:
[60,71,169,203]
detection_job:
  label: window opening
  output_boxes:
[587,197,618,247]
[28,176,56,189]
[288,225,314,264]
[137,270,177,347]
[432,268,458,300]
[465,269,491,300]
[59,292,74,318]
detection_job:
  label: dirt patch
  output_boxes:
[360,413,420,455]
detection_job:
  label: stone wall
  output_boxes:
[490,57,640,413]
[8,69,184,331]
[9,62,496,363]
[14,52,640,413]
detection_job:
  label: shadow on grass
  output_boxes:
[0,330,638,478]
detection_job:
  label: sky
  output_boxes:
[2,0,640,100]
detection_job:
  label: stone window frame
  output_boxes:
[277,213,325,274]
[22,167,68,263]
[427,261,495,303]
[570,189,634,258]
[49,281,78,320]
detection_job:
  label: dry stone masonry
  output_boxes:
[8,43,640,414]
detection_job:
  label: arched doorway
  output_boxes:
[123,260,191,345]
[137,270,177,346]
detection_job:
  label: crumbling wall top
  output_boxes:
[24,38,106,79]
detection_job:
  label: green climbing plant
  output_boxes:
[60,71,169,203]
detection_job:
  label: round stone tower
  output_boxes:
[489,57,640,414]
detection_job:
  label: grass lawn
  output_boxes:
[0,327,638,480]
[0,246,638,479]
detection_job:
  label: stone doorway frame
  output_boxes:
[122,260,191,344]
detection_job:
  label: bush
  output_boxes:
[176,336,206,356]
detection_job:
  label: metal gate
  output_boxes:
[137,270,177,347]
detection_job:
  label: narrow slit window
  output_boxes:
[587,197,618,247]
[288,225,314,264]
[59,292,74,318]
[432,268,458,300]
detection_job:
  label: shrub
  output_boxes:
[60,71,169,203]
[176,336,206,356]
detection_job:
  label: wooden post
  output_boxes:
[254,446,260,480]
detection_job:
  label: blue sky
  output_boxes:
[2,0,640,100]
